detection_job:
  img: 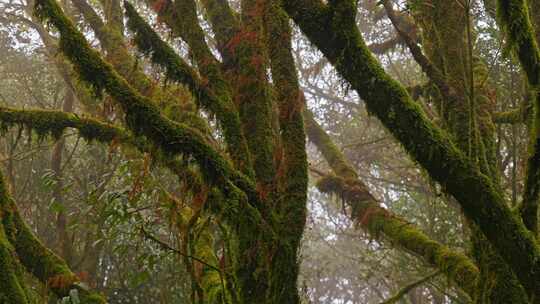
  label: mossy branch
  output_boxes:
[33,0,258,202]
[496,0,540,85]
[263,2,308,302]
[283,0,540,296]
[0,224,29,304]
[0,174,106,303]
[218,0,277,193]
[264,0,308,220]
[123,2,254,177]
[70,0,154,95]
[305,109,479,295]
[0,106,229,215]
[0,106,129,143]
[316,174,479,296]
[123,1,205,104]
[492,107,528,124]
[199,0,241,64]
[378,271,440,304]
[382,0,459,106]
[304,109,360,180]
[0,106,266,302]
[497,0,540,236]
[71,0,213,137]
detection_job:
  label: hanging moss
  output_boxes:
[72,0,210,137]
[283,0,540,297]
[70,0,154,96]
[0,107,126,143]
[124,2,203,101]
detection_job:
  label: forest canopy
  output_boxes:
[0,0,540,303]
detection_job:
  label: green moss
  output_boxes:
[0,107,127,143]
[470,225,529,303]
[492,108,527,123]
[199,0,240,63]
[316,174,480,296]
[283,0,540,296]
[497,0,540,86]
[34,0,259,203]
[0,172,106,303]
[263,2,308,300]
[71,0,154,96]
[124,2,254,177]
[497,0,540,241]
[0,225,29,304]
[304,109,357,179]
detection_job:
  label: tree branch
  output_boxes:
[382,0,459,106]
[123,2,254,177]
[378,271,440,304]
[263,1,308,302]
[497,0,540,236]
[304,110,479,295]
[33,0,259,206]
[0,173,106,303]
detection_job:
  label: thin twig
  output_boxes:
[140,226,224,273]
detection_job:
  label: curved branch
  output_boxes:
[304,110,479,296]
[123,2,254,177]
[378,271,440,304]
[0,174,106,303]
[35,0,260,205]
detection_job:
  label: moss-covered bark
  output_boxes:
[0,225,29,304]
[33,0,259,203]
[263,1,308,302]
[382,0,459,108]
[70,0,210,133]
[497,0,540,237]
[232,0,277,196]
[408,2,528,302]
[199,0,241,65]
[123,2,254,178]
[282,0,540,298]
[0,170,105,303]
[172,204,230,304]
[69,0,154,96]
[304,110,480,296]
